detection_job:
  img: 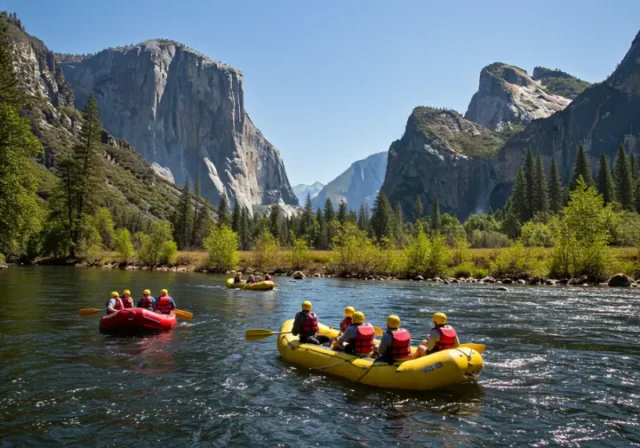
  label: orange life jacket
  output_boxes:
[106,297,123,315]
[156,296,173,314]
[340,316,352,333]
[433,325,457,351]
[387,328,412,360]
[296,311,318,334]
[352,323,375,354]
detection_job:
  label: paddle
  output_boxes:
[373,326,485,354]
[174,309,193,320]
[79,308,103,316]
[245,329,292,341]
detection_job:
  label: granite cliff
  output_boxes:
[58,40,297,211]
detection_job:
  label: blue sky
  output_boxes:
[7,0,640,185]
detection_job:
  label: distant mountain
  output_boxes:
[293,182,324,204]
[532,66,591,99]
[312,152,387,211]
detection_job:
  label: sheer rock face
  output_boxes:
[381,108,502,219]
[59,40,297,210]
[464,63,571,130]
[7,17,74,108]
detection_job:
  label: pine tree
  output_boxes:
[596,152,615,205]
[571,144,593,190]
[324,198,336,222]
[190,177,210,248]
[370,191,394,241]
[73,94,103,219]
[394,203,403,244]
[431,196,441,232]
[269,204,281,239]
[631,153,639,180]
[315,207,327,249]
[534,154,549,214]
[413,196,424,222]
[614,144,635,210]
[337,201,347,223]
[0,22,23,109]
[239,207,250,250]
[357,202,370,232]
[175,179,193,249]
[523,148,535,219]
[548,157,563,213]
[218,192,230,227]
[511,168,528,221]
[231,201,241,233]
[347,210,358,224]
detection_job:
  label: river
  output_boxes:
[0,266,638,447]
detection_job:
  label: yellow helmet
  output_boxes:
[161,289,168,295]
[302,301,312,311]
[352,311,365,324]
[123,289,131,296]
[387,315,401,329]
[344,306,355,317]
[111,291,119,298]
[432,312,448,326]
[143,289,151,295]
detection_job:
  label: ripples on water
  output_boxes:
[1,267,639,446]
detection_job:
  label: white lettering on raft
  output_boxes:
[423,362,443,374]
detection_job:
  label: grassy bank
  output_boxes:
[72,247,640,282]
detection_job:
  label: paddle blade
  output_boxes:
[374,326,384,337]
[174,309,193,320]
[78,308,102,316]
[460,343,486,354]
[245,329,276,340]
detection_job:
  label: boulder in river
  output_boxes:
[481,276,496,283]
[607,273,633,287]
[496,286,509,291]
[292,271,306,280]
[517,279,526,285]
[568,275,589,285]
[414,275,424,281]
[502,278,513,284]
[313,273,322,278]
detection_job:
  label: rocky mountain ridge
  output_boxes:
[383,30,640,219]
[293,182,324,204]
[58,39,297,212]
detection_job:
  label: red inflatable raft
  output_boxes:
[99,308,177,334]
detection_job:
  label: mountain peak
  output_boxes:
[532,66,591,99]
[465,61,571,130]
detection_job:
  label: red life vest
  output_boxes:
[340,316,352,333]
[296,311,318,334]
[156,296,173,314]
[352,323,375,354]
[122,297,134,308]
[434,325,458,351]
[140,296,154,310]
[388,328,412,360]
[106,297,123,315]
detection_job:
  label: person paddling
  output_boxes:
[106,291,124,315]
[292,301,331,345]
[155,289,176,314]
[375,315,412,364]
[234,273,243,284]
[414,312,459,358]
[137,289,155,310]
[247,274,256,284]
[333,311,375,355]
[121,289,134,308]
[265,273,273,281]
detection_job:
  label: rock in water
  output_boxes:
[59,40,297,211]
[292,271,306,280]
[607,273,633,287]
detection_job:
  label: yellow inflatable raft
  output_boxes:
[277,319,483,391]
[226,279,276,290]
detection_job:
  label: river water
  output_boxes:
[1,266,639,447]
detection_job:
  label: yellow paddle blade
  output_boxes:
[174,309,193,320]
[460,343,486,354]
[245,329,276,340]
[374,326,384,336]
[78,308,102,316]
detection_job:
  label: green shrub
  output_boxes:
[403,226,431,276]
[489,242,544,279]
[253,232,280,272]
[288,232,310,270]
[470,230,510,248]
[138,221,178,266]
[332,222,380,276]
[0,253,5,264]
[113,228,134,263]
[203,225,239,272]
[520,221,553,247]
[94,208,116,250]
[428,233,451,278]
[450,261,474,278]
